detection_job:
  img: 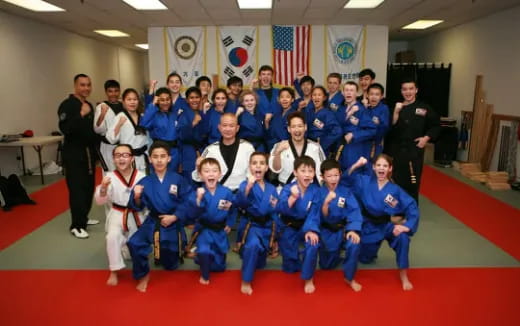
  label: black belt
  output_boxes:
[152,139,178,148]
[281,215,305,230]
[182,140,204,150]
[320,221,346,232]
[200,219,226,231]
[132,145,148,156]
[101,136,111,144]
[241,210,270,226]
[361,207,397,224]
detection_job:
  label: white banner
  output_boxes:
[218,26,257,87]
[326,25,365,81]
[166,27,204,86]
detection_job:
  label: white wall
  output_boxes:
[409,6,520,172]
[388,40,409,63]
[148,25,388,88]
[0,11,148,175]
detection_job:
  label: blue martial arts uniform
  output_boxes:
[318,185,363,281]
[140,99,186,172]
[190,184,237,281]
[238,109,267,152]
[327,91,345,113]
[176,107,206,181]
[305,107,342,156]
[257,87,281,116]
[225,97,240,114]
[276,182,320,280]
[336,103,377,179]
[364,102,390,160]
[266,106,297,150]
[348,173,419,269]
[203,106,224,146]
[127,171,192,280]
[235,180,279,282]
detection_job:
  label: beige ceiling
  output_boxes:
[1,0,519,51]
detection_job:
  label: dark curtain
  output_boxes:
[386,63,451,117]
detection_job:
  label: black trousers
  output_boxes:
[64,148,95,230]
[391,150,424,204]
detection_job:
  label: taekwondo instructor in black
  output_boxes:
[58,74,100,239]
[384,78,440,203]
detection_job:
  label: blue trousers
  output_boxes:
[278,226,319,280]
[127,217,183,280]
[319,235,360,281]
[195,228,229,280]
[358,221,411,269]
[240,223,272,282]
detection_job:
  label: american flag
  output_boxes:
[272,25,310,86]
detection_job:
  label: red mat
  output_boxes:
[0,169,102,250]
[0,268,518,325]
[421,166,520,260]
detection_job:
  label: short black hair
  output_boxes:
[104,79,120,91]
[227,76,243,87]
[259,65,274,73]
[320,159,341,175]
[300,75,315,87]
[185,86,202,98]
[112,144,133,156]
[196,76,212,87]
[250,151,268,163]
[279,87,295,99]
[368,83,385,95]
[401,77,417,87]
[294,155,316,171]
[312,85,327,97]
[287,111,306,126]
[155,87,171,97]
[74,74,89,82]
[149,140,171,155]
[359,68,376,79]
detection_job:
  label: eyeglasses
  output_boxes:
[113,153,133,159]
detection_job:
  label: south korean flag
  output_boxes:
[218,26,258,87]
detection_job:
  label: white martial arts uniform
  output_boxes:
[269,139,326,185]
[94,169,146,271]
[192,139,255,191]
[106,112,149,172]
[93,103,118,172]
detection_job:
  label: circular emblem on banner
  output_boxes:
[334,38,357,64]
[228,47,248,67]
[174,36,197,60]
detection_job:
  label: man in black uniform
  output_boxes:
[384,78,440,203]
[58,74,100,239]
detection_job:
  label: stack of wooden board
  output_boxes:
[455,163,511,190]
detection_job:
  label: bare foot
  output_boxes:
[345,278,362,292]
[136,274,149,292]
[304,279,315,294]
[400,269,413,291]
[199,276,210,285]
[241,281,253,295]
[106,271,118,286]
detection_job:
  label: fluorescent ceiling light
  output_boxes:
[121,0,167,10]
[135,43,149,50]
[94,30,130,37]
[344,0,384,9]
[238,0,272,9]
[402,20,444,30]
[2,0,65,12]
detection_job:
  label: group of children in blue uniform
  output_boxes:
[93,66,420,295]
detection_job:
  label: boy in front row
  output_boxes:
[276,156,320,294]
[318,159,363,291]
[190,158,236,285]
[127,141,192,292]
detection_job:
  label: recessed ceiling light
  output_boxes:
[121,0,167,10]
[135,43,149,50]
[2,0,65,12]
[402,20,444,30]
[344,0,384,9]
[238,0,272,9]
[94,30,130,37]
